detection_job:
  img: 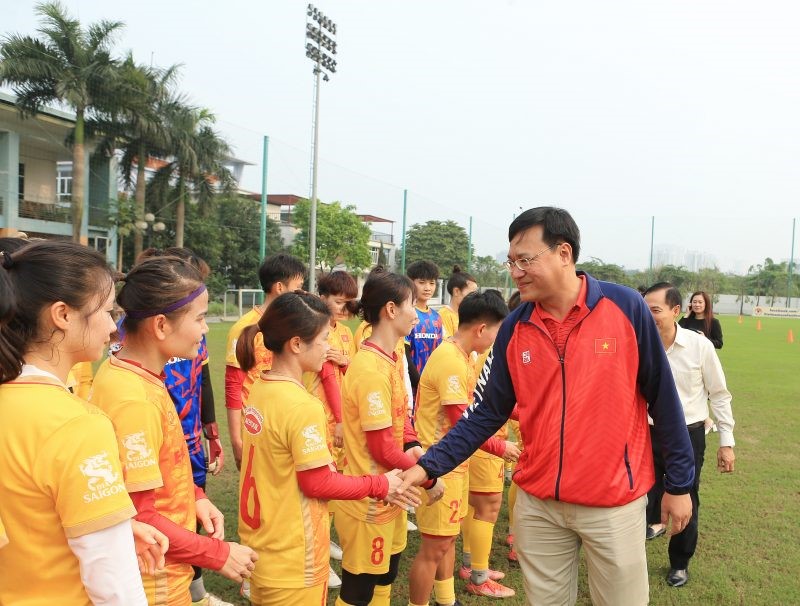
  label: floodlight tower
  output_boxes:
[305,3,337,292]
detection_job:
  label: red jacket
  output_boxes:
[419,273,694,508]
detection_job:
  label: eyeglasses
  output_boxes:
[503,244,558,271]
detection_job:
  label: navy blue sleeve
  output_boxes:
[600,282,695,494]
[417,308,521,479]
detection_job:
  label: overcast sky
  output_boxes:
[5,0,800,273]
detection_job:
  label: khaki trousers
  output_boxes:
[513,490,649,606]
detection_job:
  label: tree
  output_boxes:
[290,199,371,271]
[95,55,178,258]
[0,2,123,242]
[577,258,629,285]
[471,254,506,288]
[402,220,472,276]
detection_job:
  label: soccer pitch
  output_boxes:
[202,315,800,605]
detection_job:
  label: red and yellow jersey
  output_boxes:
[439,305,459,339]
[471,348,507,461]
[238,376,332,589]
[338,342,407,524]
[303,321,357,439]
[225,307,272,407]
[66,361,94,400]
[0,374,135,604]
[415,339,477,474]
[91,356,196,603]
[354,321,406,360]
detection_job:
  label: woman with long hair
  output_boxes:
[679,291,723,349]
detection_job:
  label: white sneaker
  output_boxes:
[407,519,418,531]
[240,579,250,600]
[329,565,342,589]
[330,540,343,560]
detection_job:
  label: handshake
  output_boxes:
[382,440,520,509]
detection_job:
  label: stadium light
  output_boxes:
[305,4,337,293]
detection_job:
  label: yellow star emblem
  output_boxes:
[602,342,609,350]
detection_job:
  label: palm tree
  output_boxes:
[0,2,123,242]
[149,103,234,248]
[93,55,179,258]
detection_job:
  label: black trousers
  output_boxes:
[645,423,706,570]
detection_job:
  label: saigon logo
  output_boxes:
[80,452,125,503]
[122,431,157,469]
[244,407,264,436]
[367,392,385,417]
[302,424,325,454]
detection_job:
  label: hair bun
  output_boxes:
[452,265,462,273]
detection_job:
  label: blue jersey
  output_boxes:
[113,321,209,486]
[406,306,444,375]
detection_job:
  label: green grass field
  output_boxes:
[201,315,800,605]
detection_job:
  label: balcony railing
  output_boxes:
[370,231,393,244]
[19,198,71,223]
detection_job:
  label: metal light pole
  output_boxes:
[305,4,337,293]
[788,217,796,307]
[135,212,166,251]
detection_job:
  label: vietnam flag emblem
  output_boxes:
[594,338,616,354]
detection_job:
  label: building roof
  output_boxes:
[358,214,394,223]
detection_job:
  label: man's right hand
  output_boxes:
[218,542,258,582]
[398,464,429,497]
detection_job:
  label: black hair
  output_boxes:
[406,260,440,281]
[508,207,581,263]
[0,241,115,384]
[137,247,211,280]
[459,289,509,326]
[236,291,330,370]
[354,266,415,326]
[318,271,358,299]
[507,290,522,311]
[118,256,204,333]
[446,265,477,296]
[258,253,306,294]
[643,282,683,309]
[0,237,32,255]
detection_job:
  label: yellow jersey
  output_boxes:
[415,339,476,474]
[66,361,94,400]
[0,374,135,604]
[438,305,459,339]
[338,342,408,524]
[91,356,196,604]
[0,514,6,549]
[238,376,333,588]
[303,321,356,431]
[225,307,272,407]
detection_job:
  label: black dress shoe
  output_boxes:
[646,525,666,540]
[667,568,689,587]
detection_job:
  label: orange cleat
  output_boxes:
[465,578,516,598]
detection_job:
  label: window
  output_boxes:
[57,168,72,203]
[18,163,24,202]
[89,236,108,254]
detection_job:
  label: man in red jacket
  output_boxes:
[400,207,695,606]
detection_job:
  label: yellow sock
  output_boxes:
[461,505,475,561]
[433,577,456,605]
[508,481,518,529]
[369,583,391,606]
[335,598,351,606]
[470,517,495,570]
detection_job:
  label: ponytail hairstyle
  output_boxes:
[117,256,205,334]
[318,271,358,299]
[137,247,211,280]
[446,265,477,296]
[236,291,331,371]
[507,290,522,312]
[0,241,115,384]
[352,266,414,326]
[687,290,714,336]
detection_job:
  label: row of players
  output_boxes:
[0,238,518,606]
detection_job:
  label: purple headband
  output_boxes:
[125,284,207,320]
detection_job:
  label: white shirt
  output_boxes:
[666,324,735,447]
